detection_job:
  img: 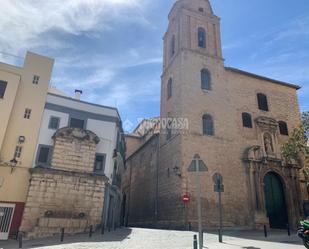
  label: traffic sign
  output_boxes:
[214,184,224,193]
[187,154,208,172]
[182,194,190,204]
[212,172,223,185]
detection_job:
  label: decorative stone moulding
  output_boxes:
[52,127,100,144]
[255,116,278,132]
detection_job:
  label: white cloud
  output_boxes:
[0,0,149,54]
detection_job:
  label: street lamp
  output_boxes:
[10,158,18,173]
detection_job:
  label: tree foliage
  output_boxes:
[281,111,309,167]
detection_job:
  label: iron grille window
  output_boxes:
[14,146,22,158]
[69,118,85,129]
[0,80,7,98]
[24,108,32,119]
[198,27,206,48]
[32,75,40,85]
[48,116,60,130]
[279,121,289,135]
[94,154,106,173]
[242,113,253,128]
[38,147,50,164]
[257,93,269,111]
[202,114,214,136]
[201,69,211,90]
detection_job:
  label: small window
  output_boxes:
[0,80,7,98]
[14,146,22,158]
[37,147,51,164]
[242,113,253,128]
[94,154,106,173]
[279,121,289,135]
[201,69,211,90]
[167,78,172,99]
[70,118,85,129]
[24,108,32,119]
[198,7,204,12]
[32,75,40,85]
[202,114,214,136]
[48,116,60,130]
[257,93,269,111]
[198,27,206,48]
[170,35,175,57]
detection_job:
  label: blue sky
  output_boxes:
[0,0,308,132]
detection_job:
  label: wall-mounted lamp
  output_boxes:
[10,158,18,173]
[18,136,26,144]
[173,166,182,178]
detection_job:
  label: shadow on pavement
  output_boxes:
[0,228,132,249]
[205,229,302,245]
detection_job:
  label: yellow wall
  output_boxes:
[0,52,54,203]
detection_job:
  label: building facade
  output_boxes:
[0,52,54,239]
[123,0,307,230]
[19,90,125,238]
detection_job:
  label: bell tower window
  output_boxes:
[201,69,211,90]
[198,27,206,48]
[170,35,175,58]
[167,78,172,99]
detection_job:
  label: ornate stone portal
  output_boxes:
[243,117,303,229]
[20,128,108,239]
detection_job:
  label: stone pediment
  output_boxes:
[52,127,100,144]
[255,116,278,132]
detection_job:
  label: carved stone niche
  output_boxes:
[255,117,280,159]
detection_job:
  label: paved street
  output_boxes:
[0,228,304,249]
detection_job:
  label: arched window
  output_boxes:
[198,27,206,48]
[167,78,172,99]
[202,114,214,136]
[278,121,289,135]
[170,35,175,57]
[201,69,211,90]
[242,113,253,128]
[257,93,269,111]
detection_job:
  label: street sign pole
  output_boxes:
[218,189,223,243]
[195,157,203,249]
[213,172,224,243]
[188,154,208,249]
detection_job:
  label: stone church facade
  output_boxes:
[122,0,307,230]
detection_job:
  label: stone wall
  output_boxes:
[122,134,159,227]
[20,168,106,239]
[20,127,106,239]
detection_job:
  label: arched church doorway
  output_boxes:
[263,172,288,229]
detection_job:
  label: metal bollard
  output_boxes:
[101,223,105,235]
[89,225,93,237]
[60,228,65,242]
[219,228,223,243]
[18,232,22,248]
[263,225,267,238]
[287,223,291,236]
[193,234,198,249]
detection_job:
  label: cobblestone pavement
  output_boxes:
[0,228,304,249]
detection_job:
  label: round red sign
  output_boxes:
[182,194,190,204]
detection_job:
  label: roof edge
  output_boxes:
[225,67,301,90]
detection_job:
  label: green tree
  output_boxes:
[281,111,309,167]
[281,112,309,193]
